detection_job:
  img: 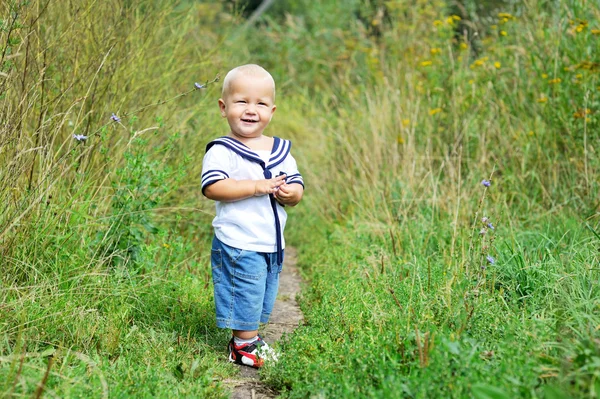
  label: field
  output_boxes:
[1,0,599,397]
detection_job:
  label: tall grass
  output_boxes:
[1,0,599,397]
[1,0,236,396]
[251,0,599,397]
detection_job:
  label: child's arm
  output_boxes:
[274,183,304,207]
[204,175,287,202]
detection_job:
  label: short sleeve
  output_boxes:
[201,145,231,194]
[282,153,304,188]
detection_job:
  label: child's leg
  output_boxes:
[232,329,258,339]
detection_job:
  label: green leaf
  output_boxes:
[472,384,511,399]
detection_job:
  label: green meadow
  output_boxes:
[1,0,598,397]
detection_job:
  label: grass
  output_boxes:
[1,0,599,397]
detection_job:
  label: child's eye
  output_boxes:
[236,100,246,104]
[258,102,267,106]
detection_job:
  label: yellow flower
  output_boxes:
[536,97,548,103]
[502,17,509,23]
[163,243,171,249]
[494,62,501,69]
[402,119,410,126]
[434,20,443,26]
[460,42,468,50]
[575,74,583,79]
[472,58,486,68]
[491,25,498,30]
[548,78,561,84]
[430,48,442,55]
[498,12,513,19]
[574,109,592,118]
[500,30,508,36]
[576,25,584,33]
[528,131,535,136]
[397,136,404,144]
[447,16,454,25]
[592,29,600,35]
[452,15,461,21]
[421,60,433,67]
[429,108,442,115]
[541,73,548,79]
[468,79,474,84]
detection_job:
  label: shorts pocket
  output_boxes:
[211,248,222,284]
[233,251,266,281]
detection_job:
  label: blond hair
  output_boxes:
[221,64,276,100]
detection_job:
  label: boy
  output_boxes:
[201,64,304,368]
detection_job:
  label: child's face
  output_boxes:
[218,75,276,141]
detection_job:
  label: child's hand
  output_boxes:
[274,182,303,206]
[254,174,287,196]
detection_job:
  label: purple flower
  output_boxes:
[486,255,495,265]
[73,134,88,142]
[487,223,495,230]
[194,82,205,89]
[482,217,489,223]
[111,113,121,123]
[481,179,491,187]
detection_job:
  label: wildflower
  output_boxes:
[397,135,404,144]
[163,243,170,248]
[73,134,88,142]
[536,97,548,103]
[479,229,486,235]
[430,48,442,55]
[491,25,498,30]
[111,113,121,123]
[433,20,443,27]
[429,108,442,116]
[494,62,501,69]
[486,255,496,265]
[420,60,433,67]
[528,131,535,136]
[481,179,491,187]
[487,223,495,230]
[548,78,561,84]
[541,73,548,79]
[500,30,507,36]
[573,109,591,118]
[460,43,468,50]
[498,12,513,19]
[194,82,205,89]
[592,29,600,35]
[402,119,410,126]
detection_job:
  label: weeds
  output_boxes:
[2,0,599,397]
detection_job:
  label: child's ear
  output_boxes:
[270,104,277,120]
[218,99,226,117]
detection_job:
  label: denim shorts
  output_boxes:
[211,236,283,331]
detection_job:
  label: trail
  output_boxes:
[226,247,304,399]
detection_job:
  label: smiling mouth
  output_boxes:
[241,118,258,123]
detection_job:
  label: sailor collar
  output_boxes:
[205,136,291,170]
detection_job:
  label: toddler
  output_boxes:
[201,64,304,368]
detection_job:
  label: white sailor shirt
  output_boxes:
[201,136,304,262]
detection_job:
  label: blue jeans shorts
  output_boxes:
[211,236,283,331]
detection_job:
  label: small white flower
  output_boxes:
[73,134,88,142]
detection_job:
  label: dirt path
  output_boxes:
[227,247,304,399]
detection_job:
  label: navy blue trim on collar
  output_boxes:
[205,136,291,170]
